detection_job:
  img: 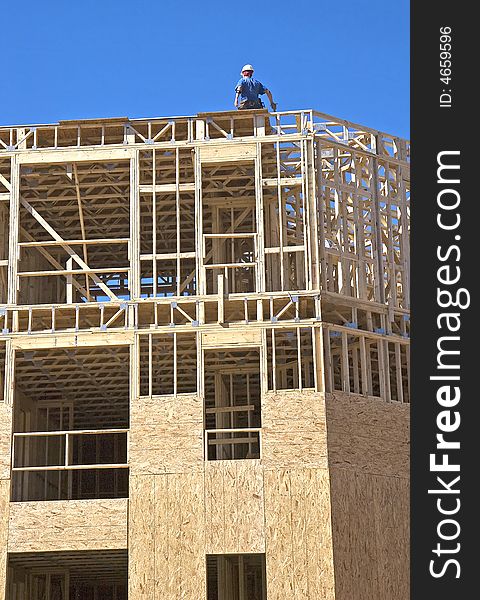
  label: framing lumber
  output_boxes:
[0,108,410,600]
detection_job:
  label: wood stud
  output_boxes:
[0,109,409,599]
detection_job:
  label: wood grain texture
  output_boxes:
[329,468,409,600]
[325,391,409,477]
[0,403,12,480]
[205,460,265,554]
[0,480,10,600]
[264,468,335,600]
[8,499,127,552]
[129,394,203,475]
[128,472,206,599]
[11,331,134,350]
[129,475,155,598]
[159,472,205,599]
[262,391,328,469]
[199,143,257,163]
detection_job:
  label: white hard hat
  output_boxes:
[241,64,254,73]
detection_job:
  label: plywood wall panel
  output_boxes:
[154,472,206,599]
[264,469,295,600]
[264,467,335,600]
[153,474,169,599]
[129,472,206,600]
[0,480,10,600]
[129,394,203,475]
[235,461,265,553]
[222,460,238,553]
[296,469,336,600]
[262,391,328,469]
[129,475,155,598]
[372,474,410,600]
[0,403,12,480]
[204,460,265,554]
[329,468,409,600]
[8,499,127,552]
[204,461,225,554]
[325,392,409,477]
[170,472,205,599]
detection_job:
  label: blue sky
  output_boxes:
[2,0,409,138]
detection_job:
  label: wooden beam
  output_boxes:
[72,163,91,300]
[19,197,119,301]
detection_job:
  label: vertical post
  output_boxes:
[173,332,178,396]
[382,338,391,401]
[7,156,19,304]
[197,331,204,399]
[306,137,320,289]
[65,572,70,600]
[275,142,285,290]
[395,342,404,403]
[65,433,70,468]
[359,335,369,396]
[129,151,141,300]
[371,152,386,304]
[260,328,269,396]
[254,114,266,137]
[195,119,206,141]
[312,326,325,393]
[176,147,181,296]
[125,124,136,145]
[255,144,265,293]
[16,128,27,150]
[341,331,350,393]
[352,344,360,393]
[66,257,73,303]
[300,139,310,290]
[152,149,157,298]
[315,139,328,291]
[217,274,224,324]
[366,339,373,396]
[268,328,275,392]
[148,334,153,397]
[296,327,302,390]
[322,328,333,393]
[3,339,14,407]
[194,150,205,301]
[238,555,245,600]
[397,169,410,309]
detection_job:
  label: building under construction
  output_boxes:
[0,108,410,599]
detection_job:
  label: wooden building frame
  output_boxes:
[1,108,410,600]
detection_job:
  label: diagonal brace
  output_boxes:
[20,197,119,301]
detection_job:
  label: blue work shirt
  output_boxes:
[235,77,267,103]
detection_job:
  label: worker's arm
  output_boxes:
[265,89,277,111]
[234,91,241,108]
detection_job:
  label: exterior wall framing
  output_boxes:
[0,108,410,600]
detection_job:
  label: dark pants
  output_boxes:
[238,99,264,110]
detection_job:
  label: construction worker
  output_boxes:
[234,64,277,111]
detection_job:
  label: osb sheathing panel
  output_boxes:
[129,394,203,474]
[264,468,335,600]
[205,460,265,554]
[129,473,205,599]
[129,476,155,597]
[0,480,10,600]
[262,391,328,469]
[8,499,128,552]
[0,403,12,480]
[330,468,409,600]
[325,392,409,477]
